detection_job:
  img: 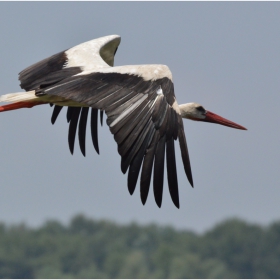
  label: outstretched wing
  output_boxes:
[35,71,193,208]
[18,35,121,156]
[17,35,193,207]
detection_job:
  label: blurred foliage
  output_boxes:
[0,216,279,278]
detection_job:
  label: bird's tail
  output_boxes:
[0,91,46,112]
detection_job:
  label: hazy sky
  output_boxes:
[0,2,279,233]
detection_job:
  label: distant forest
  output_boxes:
[0,215,279,278]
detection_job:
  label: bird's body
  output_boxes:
[0,35,246,208]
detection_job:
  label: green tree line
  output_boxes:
[0,215,279,278]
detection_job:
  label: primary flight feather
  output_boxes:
[0,35,246,208]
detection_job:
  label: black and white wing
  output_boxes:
[18,35,193,208]
[19,35,121,155]
[40,71,193,208]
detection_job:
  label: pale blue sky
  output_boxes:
[0,2,279,233]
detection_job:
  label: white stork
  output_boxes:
[0,35,246,208]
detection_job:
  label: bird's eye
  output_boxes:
[196,106,205,113]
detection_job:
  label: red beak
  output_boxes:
[203,111,247,130]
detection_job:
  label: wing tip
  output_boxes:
[188,176,194,188]
[171,197,180,209]
[156,200,162,208]
[141,195,147,206]
[127,179,136,196]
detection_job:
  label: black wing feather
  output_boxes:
[165,108,176,140]
[114,97,155,145]
[158,106,170,137]
[51,105,63,124]
[81,83,115,105]
[94,87,123,108]
[153,135,166,208]
[67,107,74,123]
[140,131,159,205]
[68,108,81,154]
[105,90,136,114]
[166,138,179,208]
[121,119,153,174]
[127,125,155,195]
[106,92,143,127]
[91,108,100,154]
[178,119,193,187]
[78,107,89,157]
[116,99,152,156]
[100,110,104,126]
[172,110,179,140]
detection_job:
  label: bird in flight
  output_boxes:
[0,35,246,208]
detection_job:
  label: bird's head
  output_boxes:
[179,102,247,130]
